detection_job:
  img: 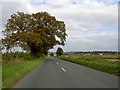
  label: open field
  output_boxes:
[58,53,120,76]
[2,52,45,88]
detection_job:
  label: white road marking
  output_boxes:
[56,62,59,64]
[61,67,66,72]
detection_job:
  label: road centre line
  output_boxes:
[61,67,66,72]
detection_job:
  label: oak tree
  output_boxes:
[2,12,67,57]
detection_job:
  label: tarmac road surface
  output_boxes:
[14,57,118,88]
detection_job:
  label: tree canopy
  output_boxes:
[2,12,67,57]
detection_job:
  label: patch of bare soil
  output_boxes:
[106,59,120,62]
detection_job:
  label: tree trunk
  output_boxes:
[30,44,42,58]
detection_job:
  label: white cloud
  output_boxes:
[31,0,118,31]
[1,0,28,2]
[1,2,35,28]
[0,2,2,39]
[1,0,118,51]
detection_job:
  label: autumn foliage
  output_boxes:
[2,12,67,57]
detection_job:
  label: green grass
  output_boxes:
[58,54,120,76]
[0,65,2,89]
[2,57,45,88]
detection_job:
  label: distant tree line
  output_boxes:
[64,51,118,55]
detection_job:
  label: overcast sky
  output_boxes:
[0,0,119,52]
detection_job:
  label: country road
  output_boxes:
[14,57,118,88]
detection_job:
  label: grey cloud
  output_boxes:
[50,31,118,52]
[1,0,118,52]
[62,32,118,51]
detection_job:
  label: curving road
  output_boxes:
[14,57,118,88]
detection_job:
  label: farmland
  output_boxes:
[58,53,120,76]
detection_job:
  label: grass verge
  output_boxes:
[2,57,45,88]
[58,55,120,76]
[0,65,2,89]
